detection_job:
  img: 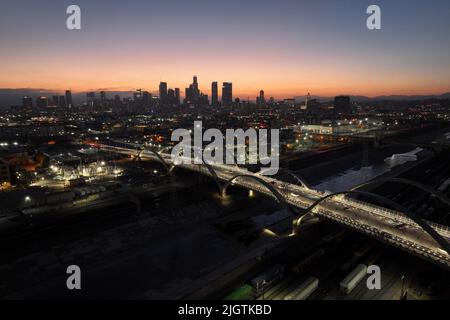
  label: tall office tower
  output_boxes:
[305,92,310,110]
[114,95,122,108]
[134,89,143,101]
[86,92,96,107]
[167,89,175,105]
[184,87,190,104]
[142,91,151,105]
[100,91,106,102]
[58,95,66,107]
[211,81,218,106]
[174,88,180,105]
[334,95,352,114]
[65,90,72,107]
[191,75,200,100]
[36,96,49,108]
[22,96,33,108]
[193,76,198,91]
[258,90,266,106]
[51,96,59,106]
[222,82,233,106]
[159,82,168,104]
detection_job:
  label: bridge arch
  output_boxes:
[296,190,450,256]
[221,174,296,216]
[258,168,311,189]
[198,159,224,194]
[141,149,173,175]
[352,177,450,208]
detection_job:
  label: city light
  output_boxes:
[0,0,449,303]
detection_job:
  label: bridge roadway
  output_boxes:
[100,144,450,268]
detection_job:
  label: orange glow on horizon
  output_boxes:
[1,49,449,98]
[1,79,448,99]
[2,0,450,100]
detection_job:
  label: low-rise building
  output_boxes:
[0,158,11,184]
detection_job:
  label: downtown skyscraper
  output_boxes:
[184,76,208,106]
[222,82,232,106]
[211,82,218,106]
[159,82,168,104]
[65,90,72,108]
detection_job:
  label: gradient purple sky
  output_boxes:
[1,0,449,98]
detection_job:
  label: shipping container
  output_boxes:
[251,264,284,295]
[41,191,75,205]
[284,277,319,300]
[223,284,253,300]
[340,264,368,294]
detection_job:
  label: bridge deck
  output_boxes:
[101,144,450,268]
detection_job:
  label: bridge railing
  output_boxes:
[102,144,450,242]
[180,161,450,240]
[314,202,450,263]
[338,196,450,239]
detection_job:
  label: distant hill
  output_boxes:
[367,92,450,101]
[294,92,450,103]
[293,95,373,103]
[294,95,333,103]
[0,88,135,108]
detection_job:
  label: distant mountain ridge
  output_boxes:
[294,92,450,103]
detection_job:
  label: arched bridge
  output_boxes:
[100,142,450,269]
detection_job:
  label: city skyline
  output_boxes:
[1,0,450,98]
[3,83,450,108]
[2,0,450,305]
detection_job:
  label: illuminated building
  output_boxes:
[36,96,49,108]
[22,96,32,108]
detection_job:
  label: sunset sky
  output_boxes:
[1,0,450,98]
